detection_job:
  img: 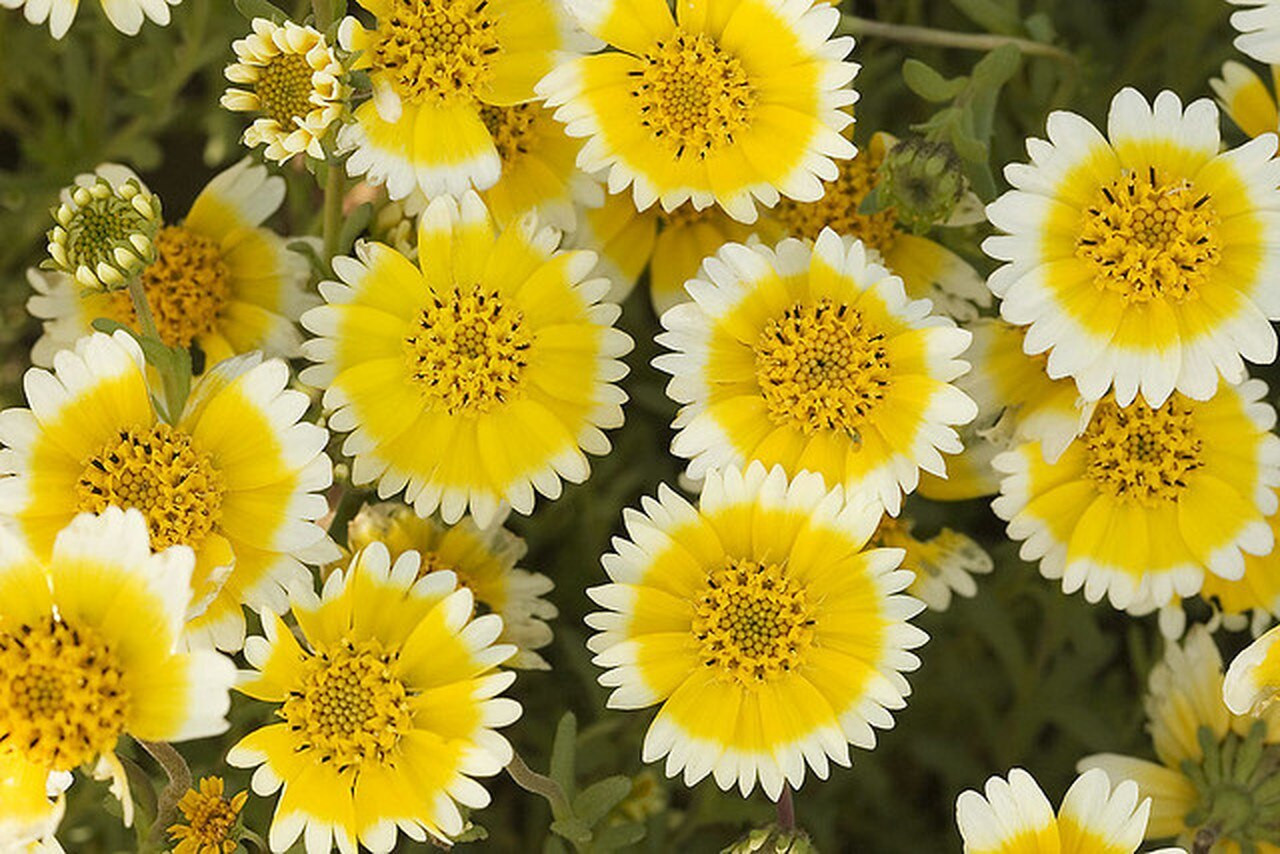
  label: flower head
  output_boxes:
[168,777,247,854]
[44,166,162,292]
[222,18,348,164]
[1,0,180,38]
[1210,60,1280,139]
[878,137,968,232]
[587,463,928,798]
[869,515,992,611]
[228,542,521,852]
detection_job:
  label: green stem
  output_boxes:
[127,276,160,342]
[322,161,344,268]
[839,14,1075,64]
[137,740,192,852]
[327,486,366,543]
[506,751,574,821]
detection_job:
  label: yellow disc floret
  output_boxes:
[281,639,413,770]
[1077,167,1220,304]
[633,30,755,160]
[0,619,129,771]
[372,0,500,105]
[480,104,540,164]
[76,423,226,550]
[404,285,533,415]
[169,777,247,854]
[255,53,317,128]
[1083,396,1204,506]
[692,558,815,686]
[774,143,898,250]
[754,298,891,436]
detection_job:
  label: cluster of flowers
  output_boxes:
[8,0,1280,851]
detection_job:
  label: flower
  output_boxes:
[586,463,928,798]
[1229,1,1280,63]
[168,777,247,854]
[0,756,68,852]
[984,87,1280,406]
[227,541,521,852]
[955,767,1184,854]
[868,515,992,612]
[28,160,316,369]
[770,132,991,322]
[1193,509,1280,629]
[1082,626,1280,852]
[992,378,1280,614]
[539,0,858,223]
[0,331,337,650]
[221,18,347,164]
[0,0,179,38]
[336,0,589,200]
[44,166,162,292]
[1210,60,1280,139]
[0,507,236,828]
[301,191,632,527]
[347,502,557,669]
[655,230,977,515]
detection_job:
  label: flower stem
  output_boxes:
[126,276,160,343]
[137,740,192,851]
[839,15,1075,64]
[322,161,344,269]
[776,786,796,832]
[327,486,366,543]
[506,751,574,821]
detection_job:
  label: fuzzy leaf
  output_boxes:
[234,0,288,23]
[902,60,968,103]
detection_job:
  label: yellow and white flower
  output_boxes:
[0,756,67,853]
[0,508,236,829]
[301,191,631,528]
[28,160,316,370]
[1230,1,1280,64]
[337,0,589,199]
[586,463,928,798]
[539,0,858,223]
[956,767,1184,854]
[221,18,348,164]
[985,87,1280,406]
[228,542,521,852]
[992,378,1280,613]
[1192,508,1280,630]
[655,230,977,515]
[1211,60,1280,139]
[347,502,557,670]
[0,331,337,650]
[1225,620,1280,716]
[869,515,992,612]
[0,0,179,38]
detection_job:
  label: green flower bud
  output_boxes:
[44,171,163,293]
[878,137,967,232]
[721,824,816,854]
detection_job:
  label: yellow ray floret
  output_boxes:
[586,462,928,799]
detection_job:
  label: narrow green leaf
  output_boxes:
[549,712,578,798]
[902,60,968,103]
[234,0,289,24]
[337,202,373,257]
[288,239,329,279]
[592,821,647,852]
[549,817,593,845]
[971,43,1023,89]
[572,776,632,827]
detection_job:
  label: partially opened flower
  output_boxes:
[0,0,180,38]
[869,515,992,612]
[655,230,977,515]
[44,165,161,292]
[985,87,1280,406]
[0,331,336,650]
[29,160,315,369]
[0,508,236,829]
[1229,1,1280,63]
[540,0,858,223]
[228,542,521,852]
[586,463,928,798]
[168,777,247,854]
[301,191,632,527]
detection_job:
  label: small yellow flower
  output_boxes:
[168,777,248,854]
[44,166,162,292]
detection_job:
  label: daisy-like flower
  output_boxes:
[168,777,247,854]
[655,230,977,515]
[586,463,928,798]
[347,502,557,669]
[28,160,316,369]
[1191,508,1280,630]
[301,191,632,528]
[1083,626,1280,851]
[336,0,589,200]
[1229,1,1280,64]
[869,515,992,612]
[984,87,1280,406]
[0,331,336,650]
[956,767,1184,854]
[771,132,991,321]
[0,0,179,38]
[539,0,858,224]
[44,165,161,293]
[0,508,236,828]
[1211,60,1280,139]
[227,541,521,852]
[221,18,348,164]
[993,378,1280,614]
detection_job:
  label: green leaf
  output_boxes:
[971,43,1023,89]
[117,756,158,827]
[572,776,632,827]
[337,202,373,257]
[234,0,288,24]
[328,0,349,21]
[549,712,578,798]
[592,821,647,852]
[949,0,1020,35]
[902,60,968,103]
[288,239,330,279]
[549,817,593,845]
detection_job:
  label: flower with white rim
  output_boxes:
[538,0,859,224]
[992,377,1280,615]
[1229,1,1280,64]
[1210,60,1280,140]
[1225,622,1280,717]
[586,462,928,800]
[984,87,1280,407]
[0,0,180,38]
[655,229,977,516]
[44,165,162,292]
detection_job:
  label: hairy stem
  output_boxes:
[126,276,160,343]
[839,15,1075,64]
[137,740,192,851]
[776,786,796,833]
[506,751,574,820]
[322,161,344,269]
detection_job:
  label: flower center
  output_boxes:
[404,285,532,416]
[633,30,755,160]
[693,558,814,686]
[76,423,226,550]
[255,52,316,127]
[480,104,540,164]
[1183,722,1280,849]
[774,145,899,251]
[0,619,129,771]
[754,298,891,436]
[1077,167,1220,304]
[1082,396,1203,506]
[107,226,232,350]
[372,0,500,106]
[281,639,413,770]
[174,786,241,848]
[61,191,155,277]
